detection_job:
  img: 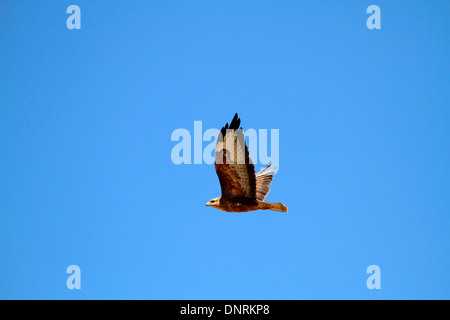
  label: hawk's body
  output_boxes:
[206,113,288,213]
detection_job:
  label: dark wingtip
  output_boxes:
[229,113,240,130]
[220,113,241,137]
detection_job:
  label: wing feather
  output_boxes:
[214,113,257,200]
[255,163,275,201]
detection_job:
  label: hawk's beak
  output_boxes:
[206,202,210,207]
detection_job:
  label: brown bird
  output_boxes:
[206,113,288,213]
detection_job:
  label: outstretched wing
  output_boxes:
[255,163,275,201]
[215,113,257,200]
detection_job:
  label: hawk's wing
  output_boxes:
[215,113,257,200]
[255,163,275,201]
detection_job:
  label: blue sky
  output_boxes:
[0,1,448,299]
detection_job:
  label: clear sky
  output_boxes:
[1,1,448,299]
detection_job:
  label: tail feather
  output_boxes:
[261,202,288,213]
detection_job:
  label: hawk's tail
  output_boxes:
[260,202,288,213]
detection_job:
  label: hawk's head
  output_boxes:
[206,197,221,209]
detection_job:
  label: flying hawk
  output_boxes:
[206,113,288,213]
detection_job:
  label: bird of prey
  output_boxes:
[206,113,288,213]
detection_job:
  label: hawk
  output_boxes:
[206,113,288,213]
